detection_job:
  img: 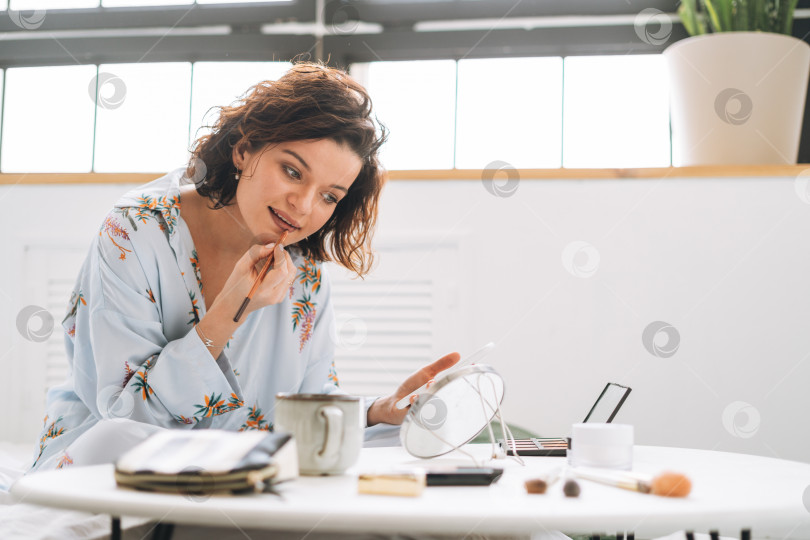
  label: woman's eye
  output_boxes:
[323,193,339,205]
[284,165,301,180]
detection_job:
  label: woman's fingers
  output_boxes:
[421,352,461,380]
[283,250,295,287]
[213,241,295,318]
[395,352,460,399]
[247,243,278,274]
[237,242,290,302]
[255,244,298,304]
[368,352,461,426]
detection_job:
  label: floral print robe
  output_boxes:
[30,168,363,472]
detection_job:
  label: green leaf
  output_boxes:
[690,0,796,34]
[702,0,725,32]
[678,0,701,35]
[782,0,800,34]
[734,0,749,31]
[749,0,763,30]
[696,12,709,34]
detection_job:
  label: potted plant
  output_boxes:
[664,0,810,165]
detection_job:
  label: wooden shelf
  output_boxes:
[1,165,808,185]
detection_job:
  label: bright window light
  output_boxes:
[1,65,97,173]
[563,55,671,168]
[353,60,456,170]
[189,61,291,147]
[197,0,291,3]
[0,72,3,157]
[93,63,192,173]
[456,57,563,169]
[9,0,98,8]
[101,0,190,6]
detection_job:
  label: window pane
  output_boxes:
[10,0,98,8]
[353,60,456,170]
[189,61,291,147]
[101,0,190,6]
[1,65,97,173]
[94,62,192,173]
[0,70,3,169]
[197,0,291,3]
[563,55,671,168]
[456,57,562,169]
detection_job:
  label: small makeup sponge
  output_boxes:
[651,472,692,497]
[524,479,548,494]
[563,479,581,497]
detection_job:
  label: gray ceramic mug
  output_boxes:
[274,393,364,476]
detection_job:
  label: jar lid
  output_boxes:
[275,393,361,402]
[571,423,633,445]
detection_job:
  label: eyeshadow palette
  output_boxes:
[495,382,632,458]
[498,437,570,457]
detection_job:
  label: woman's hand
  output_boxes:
[209,242,295,321]
[367,352,461,427]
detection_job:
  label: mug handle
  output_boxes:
[315,405,343,467]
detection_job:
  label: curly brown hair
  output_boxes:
[186,60,388,278]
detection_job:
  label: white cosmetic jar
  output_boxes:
[568,423,634,470]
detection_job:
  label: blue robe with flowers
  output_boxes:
[30,167,372,471]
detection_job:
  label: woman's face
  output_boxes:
[233,138,363,246]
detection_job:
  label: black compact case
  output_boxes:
[426,467,503,486]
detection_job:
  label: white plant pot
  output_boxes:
[664,32,810,166]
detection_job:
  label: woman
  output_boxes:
[29,61,459,472]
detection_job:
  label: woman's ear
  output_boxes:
[231,142,247,170]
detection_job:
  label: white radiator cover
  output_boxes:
[11,232,466,442]
[327,232,464,397]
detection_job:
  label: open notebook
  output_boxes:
[115,430,298,495]
[498,382,632,457]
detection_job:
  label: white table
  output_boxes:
[11,444,810,538]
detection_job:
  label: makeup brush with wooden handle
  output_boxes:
[571,467,692,497]
[233,231,289,323]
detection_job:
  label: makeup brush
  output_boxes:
[233,231,289,322]
[571,467,691,497]
[524,465,564,494]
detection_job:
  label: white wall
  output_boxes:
[2,174,809,464]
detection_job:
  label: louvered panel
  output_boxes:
[337,318,431,331]
[348,328,432,338]
[331,275,434,397]
[337,352,431,363]
[45,277,74,389]
[336,368,418,382]
[330,308,432,321]
[331,289,432,297]
[346,384,396,397]
[336,334,432,348]
[338,355,432,371]
[333,299,431,310]
[332,280,431,292]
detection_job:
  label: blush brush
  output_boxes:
[571,467,692,497]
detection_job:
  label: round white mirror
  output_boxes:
[400,364,505,459]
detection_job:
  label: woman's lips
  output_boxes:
[269,207,299,232]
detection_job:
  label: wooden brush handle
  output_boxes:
[232,231,289,323]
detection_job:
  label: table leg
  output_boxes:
[151,522,175,540]
[111,517,121,540]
